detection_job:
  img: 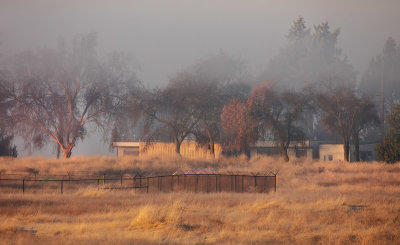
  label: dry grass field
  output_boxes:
[0,155,400,244]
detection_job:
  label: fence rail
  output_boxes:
[0,173,276,194]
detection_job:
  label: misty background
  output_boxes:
[1,0,400,157]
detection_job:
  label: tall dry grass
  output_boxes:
[0,155,399,244]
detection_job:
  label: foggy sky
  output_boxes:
[2,0,400,157]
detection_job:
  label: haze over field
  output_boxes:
[1,0,400,157]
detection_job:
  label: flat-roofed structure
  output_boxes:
[249,140,313,159]
[112,142,140,157]
[112,141,221,160]
[319,143,378,162]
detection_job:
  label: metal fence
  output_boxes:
[0,173,276,194]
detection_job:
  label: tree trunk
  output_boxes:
[280,145,290,162]
[62,148,72,158]
[61,143,75,158]
[56,144,61,159]
[353,131,360,162]
[207,129,215,156]
[343,140,350,162]
[174,137,182,155]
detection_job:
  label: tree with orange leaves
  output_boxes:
[221,98,258,157]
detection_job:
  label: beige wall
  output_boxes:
[139,142,222,160]
[319,144,344,161]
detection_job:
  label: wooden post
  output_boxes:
[234,175,237,192]
[103,174,106,185]
[195,175,198,193]
[60,179,64,194]
[22,179,25,194]
[206,175,209,193]
[242,175,244,192]
[97,178,99,190]
[274,175,277,192]
[146,177,149,193]
[215,175,218,192]
[120,175,123,186]
[254,176,257,193]
[219,174,221,192]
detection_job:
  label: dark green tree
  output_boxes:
[0,129,17,157]
[360,37,400,106]
[376,103,400,163]
[262,17,356,91]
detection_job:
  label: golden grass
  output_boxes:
[0,156,400,244]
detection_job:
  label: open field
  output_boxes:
[0,156,400,244]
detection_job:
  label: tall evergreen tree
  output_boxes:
[376,103,400,163]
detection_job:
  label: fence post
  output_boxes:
[97,178,100,190]
[22,179,25,194]
[254,176,257,193]
[219,174,221,192]
[139,176,142,188]
[60,179,63,194]
[242,175,244,192]
[215,175,218,192]
[146,177,149,193]
[231,175,234,191]
[120,175,123,186]
[195,175,198,193]
[103,174,105,186]
[234,175,237,192]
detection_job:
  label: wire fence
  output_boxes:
[0,172,277,194]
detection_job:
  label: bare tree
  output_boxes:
[249,83,309,161]
[4,33,137,158]
[316,85,378,162]
[352,96,379,161]
[134,77,201,155]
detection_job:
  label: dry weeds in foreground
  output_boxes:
[0,156,400,244]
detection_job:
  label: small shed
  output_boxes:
[112,141,221,160]
[319,144,344,161]
[112,142,140,157]
[249,140,313,159]
[319,143,378,162]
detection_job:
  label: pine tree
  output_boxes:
[376,103,400,163]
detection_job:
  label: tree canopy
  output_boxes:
[376,103,400,163]
[262,17,356,90]
[2,33,138,158]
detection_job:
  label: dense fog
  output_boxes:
[1,0,399,157]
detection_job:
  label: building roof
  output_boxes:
[112,142,140,147]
